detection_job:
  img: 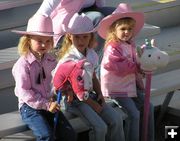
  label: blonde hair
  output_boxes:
[17,35,31,56]
[17,35,54,56]
[105,17,136,47]
[57,33,96,60]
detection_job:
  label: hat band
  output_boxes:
[28,31,54,34]
[68,25,94,34]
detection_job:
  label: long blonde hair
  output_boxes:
[57,33,96,60]
[105,17,136,47]
[17,35,54,56]
[17,35,31,56]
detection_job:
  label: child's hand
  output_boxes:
[49,101,60,113]
[97,94,105,105]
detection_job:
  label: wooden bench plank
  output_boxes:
[0,111,89,138]
[0,111,28,138]
[150,69,180,124]
[0,105,127,139]
[151,69,180,96]
[0,130,34,141]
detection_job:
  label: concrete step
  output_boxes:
[0,0,42,10]
[136,25,180,55]
[106,0,180,28]
[0,27,25,49]
[0,0,42,31]
[136,23,160,39]
[0,0,162,49]
[0,130,34,141]
[0,47,18,65]
[0,0,42,49]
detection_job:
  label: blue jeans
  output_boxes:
[114,90,154,141]
[20,103,76,141]
[64,98,125,141]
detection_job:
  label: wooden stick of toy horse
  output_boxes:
[137,39,169,141]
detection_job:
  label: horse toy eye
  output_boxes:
[77,76,82,81]
[148,54,151,57]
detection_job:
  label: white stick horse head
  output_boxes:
[137,39,169,72]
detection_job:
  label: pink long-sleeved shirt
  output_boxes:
[12,52,57,110]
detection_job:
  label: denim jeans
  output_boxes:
[20,103,77,141]
[114,90,154,141]
[64,97,125,141]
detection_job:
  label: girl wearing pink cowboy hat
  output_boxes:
[98,3,154,141]
[12,14,76,141]
[52,13,125,141]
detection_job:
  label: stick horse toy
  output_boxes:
[138,39,169,141]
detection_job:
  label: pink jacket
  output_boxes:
[101,41,141,98]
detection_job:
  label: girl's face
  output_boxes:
[69,33,91,55]
[30,35,53,58]
[115,24,134,42]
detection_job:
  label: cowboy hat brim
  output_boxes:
[11,30,56,37]
[98,12,144,39]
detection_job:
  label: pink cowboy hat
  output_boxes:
[62,13,97,34]
[12,14,55,36]
[98,3,144,39]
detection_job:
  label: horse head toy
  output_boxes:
[137,38,169,141]
[137,38,169,72]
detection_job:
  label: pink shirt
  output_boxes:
[12,52,57,110]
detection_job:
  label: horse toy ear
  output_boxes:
[150,39,155,47]
[136,38,153,57]
[145,38,151,48]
